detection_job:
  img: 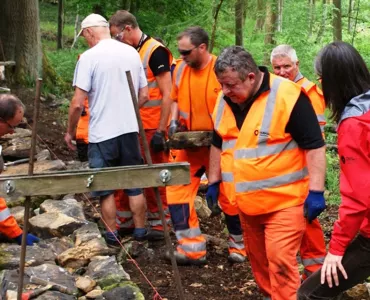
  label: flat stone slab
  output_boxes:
[1,160,65,176]
[40,199,86,222]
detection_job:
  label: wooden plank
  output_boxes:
[0,61,16,66]
[0,162,190,202]
[169,131,212,149]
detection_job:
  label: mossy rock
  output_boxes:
[103,281,144,300]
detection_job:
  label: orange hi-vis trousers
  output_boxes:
[0,197,22,239]
[166,147,245,260]
[115,129,171,232]
[240,204,305,300]
[300,219,326,279]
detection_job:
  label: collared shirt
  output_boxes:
[212,66,325,150]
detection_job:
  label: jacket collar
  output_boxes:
[339,89,370,125]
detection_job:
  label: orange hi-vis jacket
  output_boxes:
[212,92,239,216]
[139,37,173,130]
[171,55,221,131]
[295,73,326,134]
[220,75,309,215]
[76,98,89,143]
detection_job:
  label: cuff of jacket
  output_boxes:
[329,240,346,256]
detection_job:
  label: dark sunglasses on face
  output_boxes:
[178,46,197,56]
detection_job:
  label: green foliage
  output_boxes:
[325,149,340,205]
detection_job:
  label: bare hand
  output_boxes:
[64,132,77,151]
[321,252,348,288]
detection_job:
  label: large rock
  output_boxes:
[36,149,51,161]
[40,237,74,256]
[0,243,55,269]
[1,128,32,141]
[1,137,39,159]
[86,256,130,289]
[73,222,102,246]
[9,206,35,226]
[57,238,111,269]
[29,212,86,239]
[103,283,145,300]
[1,159,65,176]
[33,291,76,300]
[40,199,86,222]
[194,196,211,218]
[76,276,96,293]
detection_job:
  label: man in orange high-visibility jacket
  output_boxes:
[165,27,246,266]
[110,11,173,240]
[210,46,326,300]
[75,98,89,162]
[0,94,39,246]
[271,44,327,280]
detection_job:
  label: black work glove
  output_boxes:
[168,120,179,138]
[150,131,166,153]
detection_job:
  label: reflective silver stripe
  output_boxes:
[214,94,226,131]
[228,240,245,250]
[147,211,159,219]
[301,79,312,89]
[147,81,159,89]
[222,139,236,151]
[229,233,243,243]
[116,218,134,228]
[234,140,299,160]
[175,228,202,240]
[116,210,132,218]
[221,172,234,183]
[148,220,163,226]
[0,208,11,222]
[294,72,304,83]
[179,110,189,120]
[178,241,206,253]
[142,39,157,77]
[235,167,308,193]
[302,257,325,266]
[317,114,326,122]
[228,234,244,249]
[175,61,186,88]
[142,99,162,108]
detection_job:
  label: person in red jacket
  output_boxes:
[298,42,370,299]
[0,94,39,246]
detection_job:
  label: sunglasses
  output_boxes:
[178,46,198,56]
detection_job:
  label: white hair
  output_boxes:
[270,44,298,64]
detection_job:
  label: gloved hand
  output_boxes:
[14,233,40,246]
[150,131,166,153]
[206,181,222,217]
[304,190,326,223]
[168,120,179,138]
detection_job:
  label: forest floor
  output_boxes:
[15,86,369,300]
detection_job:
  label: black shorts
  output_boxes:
[88,132,143,197]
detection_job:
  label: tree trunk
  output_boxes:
[0,0,19,62]
[333,0,342,40]
[209,0,224,53]
[308,0,316,37]
[235,0,244,46]
[277,0,283,32]
[122,0,131,10]
[347,0,354,32]
[316,0,327,43]
[263,0,277,64]
[57,0,64,50]
[254,0,266,31]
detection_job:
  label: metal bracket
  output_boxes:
[86,175,94,188]
[5,180,15,194]
[159,169,171,183]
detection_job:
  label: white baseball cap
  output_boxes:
[77,14,109,37]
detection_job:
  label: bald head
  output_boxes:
[0,94,25,136]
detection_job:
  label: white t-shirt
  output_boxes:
[73,39,147,143]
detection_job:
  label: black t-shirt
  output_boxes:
[212,67,325,150]
[139,37,171,76]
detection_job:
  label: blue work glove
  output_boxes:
[150,131,166,153]
[14,233,40,246]
[206,181,222,217]
[304,190,326,223]
[168,120,179,138]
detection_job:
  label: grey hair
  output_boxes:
[214,46,259,81]
[0,94,25,121]
[270,44,298,64]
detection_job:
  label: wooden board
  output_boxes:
[0,61,16,66]
[168,131,212,149]
[0,162,190,203]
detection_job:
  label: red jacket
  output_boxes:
[329,91,370,255]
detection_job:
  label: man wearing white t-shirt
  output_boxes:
[64,14,149,245]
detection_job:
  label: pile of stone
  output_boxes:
[0,197,144,300]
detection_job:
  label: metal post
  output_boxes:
[126,71,185,300]
[17,78,42,300]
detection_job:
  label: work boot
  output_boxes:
[104,231,121,248]
[145,229,165,241]
[165,250,207,266]
[228,252,246,263]
[133,228,148,242]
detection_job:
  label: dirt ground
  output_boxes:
[14,87,369,300]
